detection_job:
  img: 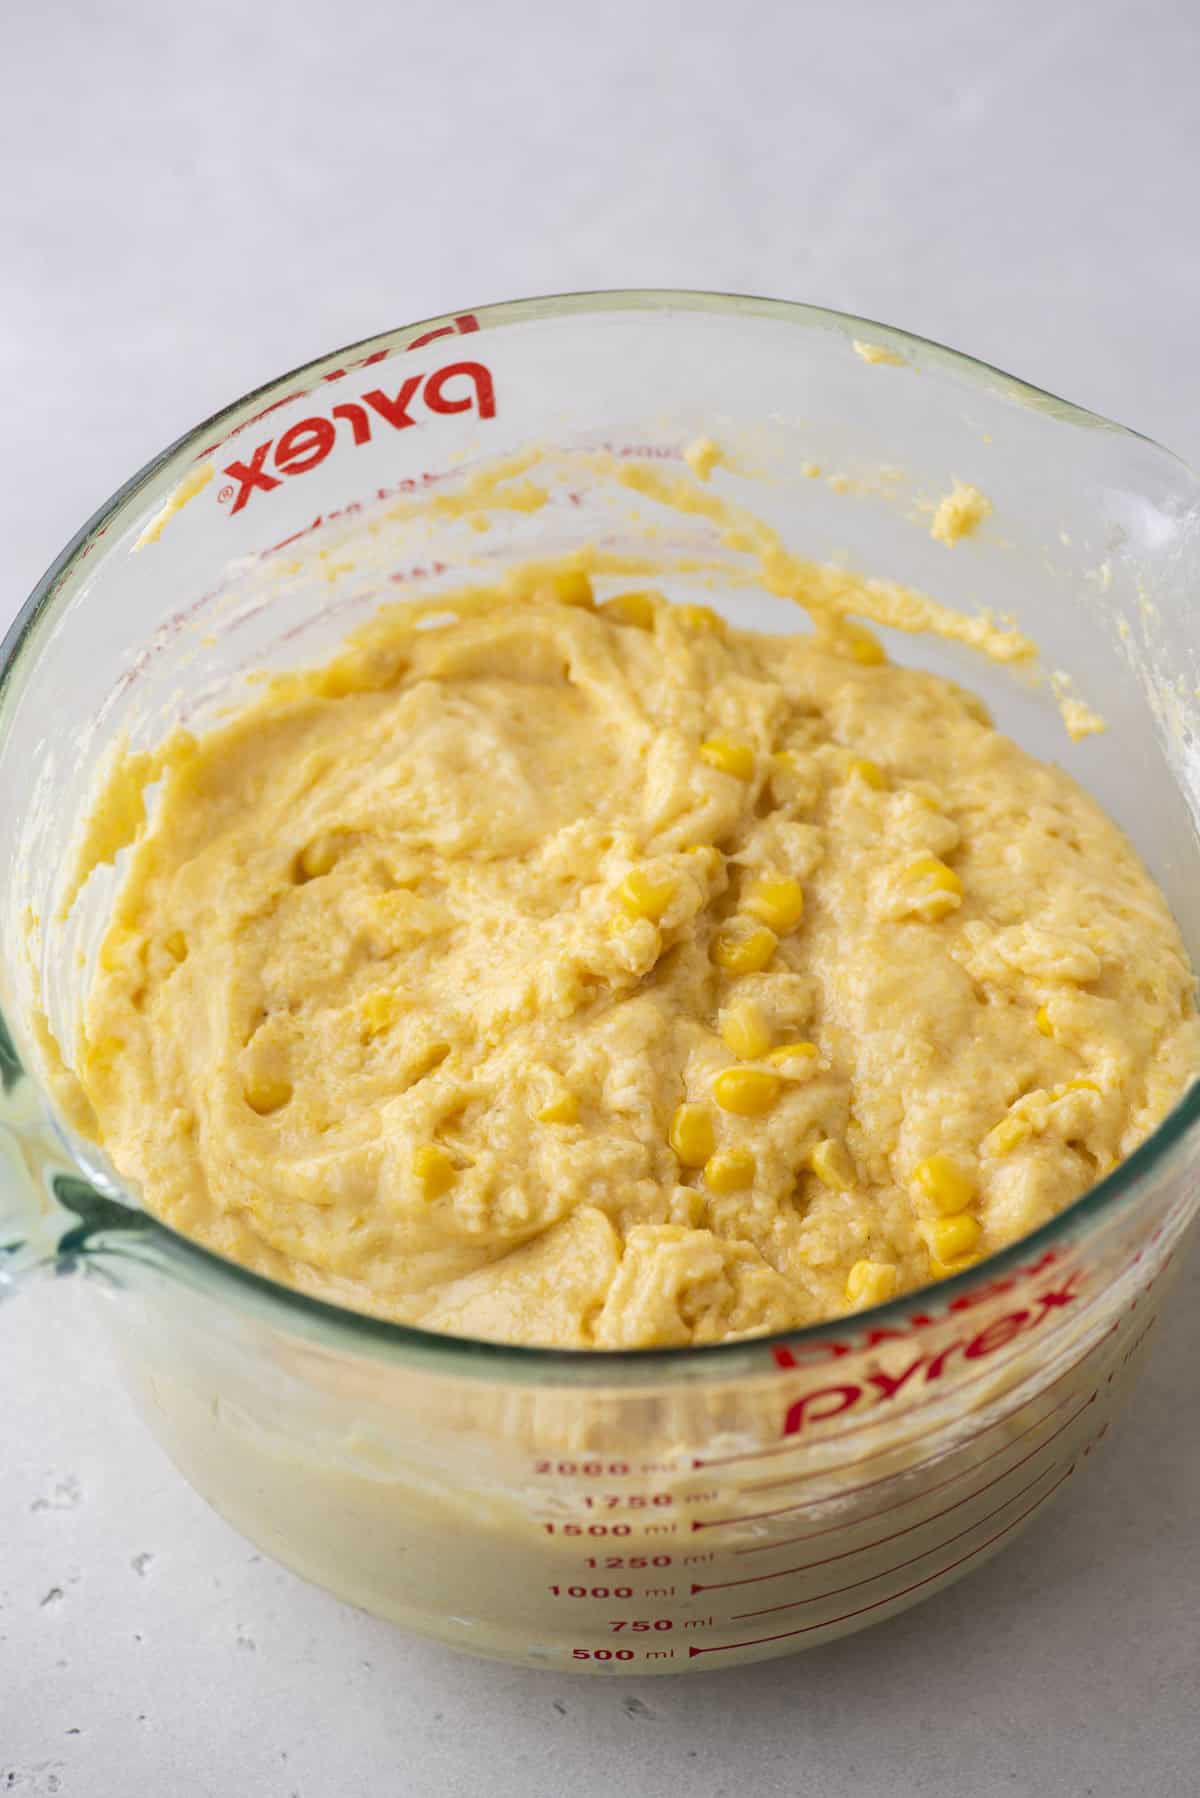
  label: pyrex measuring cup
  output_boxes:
[3,293,1200,1674]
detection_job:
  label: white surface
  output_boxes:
[3,2,1200,1792]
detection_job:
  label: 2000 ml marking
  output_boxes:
[218,359,496,515]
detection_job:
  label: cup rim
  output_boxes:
[4,286,1198,1378]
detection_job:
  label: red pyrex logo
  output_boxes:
[778,1271,1083,1440]
[219,359,495,515]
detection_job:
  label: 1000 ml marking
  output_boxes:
[549,1586,635,1598]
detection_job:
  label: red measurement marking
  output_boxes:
[696,1324,1072,1475]
[694,1319,1109,1482]
[731,1456,1067,1620]
[695,1420,925,1508]
[691,1345,1101,1540]
[721,1385,1094,1546]
[744,1364,1084,1502]
[692,1384,1086,1585]
[693,1362,1005,1472]
[687,1463,1074,1658]
[694,1395,1092,1595]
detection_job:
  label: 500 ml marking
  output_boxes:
[569,1647,681,1662]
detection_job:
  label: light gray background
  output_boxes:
[3,3,1199,1794]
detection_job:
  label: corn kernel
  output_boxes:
[766,1041,820,1072]
[297,833,344,880]
[849,758,887,790]
[840,621,887,665]
[846,1259,899,1307]
[898,853,963,921]
[901,854,963,894]
[744,877,805,933]
[721,1000,773,1061]
[245,1074,292,1116]
[713,1067,782,1116]
[617,868,677,923]
[913,1152,975,1214]
[677,603,726,636]
[704,1147,757,1192]
[683,844,724,879]
[1035,1005,1053,1038]
[929,1212,982,1261]
[982,1114,1032,1156]
[670,1103,716,1167]
[600,590,657,630]
[538,1090,580,1125]
[699,737,756,780]
[164,930,188,963]
[712,918,778,974]
[929,1253,981,1282]
[546,569,595,609]
[360,990,401,1037]
[413,1143,456,1199]
[1058,1077,1100,1096]
[810,1138,855,1189]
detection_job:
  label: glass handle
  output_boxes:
[0,1010,142,1299]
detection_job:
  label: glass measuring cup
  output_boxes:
[2,292,1199,1673]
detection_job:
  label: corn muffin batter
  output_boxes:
[74,569,1199,1347]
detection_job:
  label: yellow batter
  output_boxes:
[73,569,1199,1348]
